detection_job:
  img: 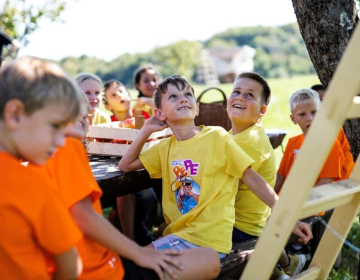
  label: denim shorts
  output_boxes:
[152,234,227,259]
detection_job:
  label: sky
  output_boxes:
[17,0,298,61]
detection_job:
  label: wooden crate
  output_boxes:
[86,123,173,157]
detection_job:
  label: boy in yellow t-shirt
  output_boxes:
[119,75,281,279]
[227,72,313,279]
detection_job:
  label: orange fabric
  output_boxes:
[337,128,354,179]
[278,134,342,183]
[44,138,124,280]
[278,134,343,216]
[0,152,82,280]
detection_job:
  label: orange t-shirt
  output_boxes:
[337,128,354,179]
[278,134,342,183]
[44,138,124,280]
[0,152,82,279]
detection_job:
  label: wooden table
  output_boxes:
[90,130,287,208]
[89,155,161,208]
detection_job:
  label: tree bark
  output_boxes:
[291,0,360,161]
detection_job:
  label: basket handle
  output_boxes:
[197,87,227,103]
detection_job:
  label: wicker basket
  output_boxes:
[194,87,232,131]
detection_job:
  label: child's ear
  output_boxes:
[196,103,199,116]
[155,108,166,121]
[290,114,296,124]
[259,104,267,118]
[4,99,25,129]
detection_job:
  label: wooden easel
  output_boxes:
[241,23,360,280]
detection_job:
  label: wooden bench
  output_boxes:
[218,217,320,279]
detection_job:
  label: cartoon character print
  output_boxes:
[171,158,200,214]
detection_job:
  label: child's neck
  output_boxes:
[112,109,133,121]
[231,122,255,135]
[171,122,201,141]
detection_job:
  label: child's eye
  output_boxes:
[232,90,240,95]
[95,92,101,95]
[169,94,176,99]
[51,124,61,130]
[185,92,193,97]
[246,92,254,98]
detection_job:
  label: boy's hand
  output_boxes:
[293,221,313,244]
[143,116,168,133]
[135,247,183,280]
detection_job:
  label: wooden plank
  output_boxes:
[291,266,321,280]
[87,140,162,157]
[240,23,360,280]
[87,126,173,141]
[299,179,360,219]
[308,153,360,278]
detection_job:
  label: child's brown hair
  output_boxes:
[154,75,194,109]
[0,56,81,122]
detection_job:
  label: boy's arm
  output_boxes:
[274,173,285,194]
[52,247,82,280]
[315,178,333,186]
[69,196,182,280]
[241,167,278,208]
[119,116,168,172]
[241,168,313,242]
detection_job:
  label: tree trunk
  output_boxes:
[291,0,360,161]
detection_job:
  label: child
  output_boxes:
[275,88,344,194]
[103,79,158,246]
[311,84,354,179]
[103,79,150,122]
[227,72,312,279]
[36,92,186,280]
[0,56,83,279]
[119,75,281,277]
[133,64,160,115]
[76,73,111,125]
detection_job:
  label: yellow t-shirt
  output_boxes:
[140,126,254,254]
[92,109,111,125]
[230,123,276,236]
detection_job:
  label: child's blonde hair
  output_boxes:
[76,73,102,88]
[289,88,321,113]
[0,56,81,122]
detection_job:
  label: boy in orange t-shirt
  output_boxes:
[275,88,345,194]
[0,57,83,279]
[311,84,354,179]
[38,94,183,280]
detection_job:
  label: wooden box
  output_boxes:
[86,123,173,157]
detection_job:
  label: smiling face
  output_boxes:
[290,101,318,135]
[10,103,70,165]
[136,69,159,98]
[79,79,102,113]
[227,78,267,132]
[104,83,131,113]
[156,83,198,124]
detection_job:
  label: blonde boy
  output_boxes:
[0,57,83,279]
[119,75,281,279]
[275,89,343,193]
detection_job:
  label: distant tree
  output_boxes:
[291,0,360,161]
[0,0,67,46]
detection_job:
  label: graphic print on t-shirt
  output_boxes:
[170,158,200,214]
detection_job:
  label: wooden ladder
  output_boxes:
[240,23,360,280]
